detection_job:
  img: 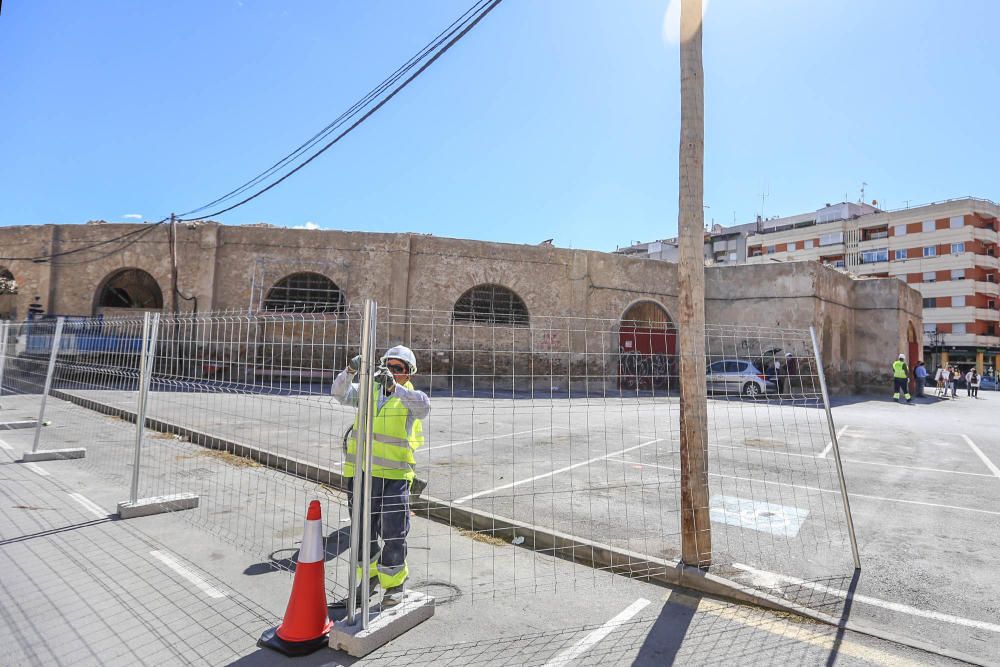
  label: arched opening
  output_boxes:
[95,268,163,314]
[453,284,529,326]
[0,268,17,320]
[263,272,344,313]
[618,301,676,390]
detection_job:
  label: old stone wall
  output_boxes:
[0,221,920,393]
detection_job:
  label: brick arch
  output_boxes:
[453,284,529,326]
[94,268,163,314]
[263,272,345,313]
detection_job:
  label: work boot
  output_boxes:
[328,577,379,610]
[382,585,406,608]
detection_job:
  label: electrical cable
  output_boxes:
[178,0,502,221]
[178,0,493,219]
[0,218,169,262]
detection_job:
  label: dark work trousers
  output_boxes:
[892,377,910,400]
[346,476,410,574]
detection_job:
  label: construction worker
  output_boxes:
[892,353,912,404]
[331,345,429,608]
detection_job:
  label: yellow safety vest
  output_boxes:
[344,381,424,481]
[892,359,908,379]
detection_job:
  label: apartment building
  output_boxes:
[614,222,757,265]
[744,197,1000,373]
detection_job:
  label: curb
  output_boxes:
[50,389,992,667]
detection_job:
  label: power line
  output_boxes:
[178,0,503,222]
[0,219,168,263]
[1,0,502,265]
[178,0,494,219]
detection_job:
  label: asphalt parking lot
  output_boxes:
[0,402,979,667]
[4,384,999,663]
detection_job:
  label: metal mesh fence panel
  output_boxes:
[10,306,858,610]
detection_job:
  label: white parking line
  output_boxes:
[817,425,849,459]
[67,492,108,519]
[611,457,1000,517]
[454,438,663,504]
[420,426,561,454]
[961,434,1000,479]
[23,462,50,477]
[150,550,228,599]
[709,441,991,477]
[543,598,650,666]
[0,437,12,451]
[732,562,1000,634]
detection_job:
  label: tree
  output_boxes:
[677,0,712,566]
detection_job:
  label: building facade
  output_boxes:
[743,198,1000,374]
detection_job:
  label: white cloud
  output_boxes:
[122,213,143,220]
[292,221,321,230]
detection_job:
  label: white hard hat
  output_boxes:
[898,353,906,359]
[382,345,417,374]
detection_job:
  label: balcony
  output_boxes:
[938,333,1000,348]
[975,308,1000,322]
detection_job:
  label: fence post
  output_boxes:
[347,299,378,628]
[0,322,9,402]
[809,326,861,570]
[130,313,160,505]
[30,317,64,453]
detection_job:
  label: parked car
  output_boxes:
[706,358,777,398]
[979,375,998,391]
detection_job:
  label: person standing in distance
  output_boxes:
[331,344,430,608]
[892,353,912,404]
[913,360,928,398]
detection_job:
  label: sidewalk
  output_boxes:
[0,422,977,666]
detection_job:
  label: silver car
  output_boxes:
[706,359,776,398]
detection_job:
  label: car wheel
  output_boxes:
[742,381,761,398]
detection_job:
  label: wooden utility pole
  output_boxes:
[678,0,712,566]
[169,213,179,314]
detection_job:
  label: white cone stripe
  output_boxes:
[298,519,325,563]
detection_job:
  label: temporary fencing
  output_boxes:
[1,303,858,617]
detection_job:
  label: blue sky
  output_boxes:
[1,0,997,251]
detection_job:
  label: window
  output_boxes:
[894,249,907,261]
[951,269,965,280]
[923,246,937,257]
[989,273,996,283]
[922,271,936,283]
[952,323,967,335]
[728,253,737,262]
[922,298,937,308]
[860,248,888,264]
[988,299,996,310]
[922,220,935,233]
[894,224,907,236]
[952,296,966,307]
[804,239,814,249]
[263,272,344,313]
[788,241,799,251]
[767,245,776,254]
[951,242,965,254]
[454,284,529,326]
[708,361,726,374]
[833,260,846,268]
[819,232,844,246]
[949,216,964,229]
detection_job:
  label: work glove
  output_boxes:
[348,354,363,373]
[373,367,396,391]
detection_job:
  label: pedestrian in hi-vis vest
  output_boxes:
[892,353,913,404]
[331,345,430,608]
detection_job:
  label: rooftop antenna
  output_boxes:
[860,182,867,204]
[760,182,769,221]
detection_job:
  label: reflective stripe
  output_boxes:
[377,562,408,588]
[376,433,411,447]
[371,455,415,472]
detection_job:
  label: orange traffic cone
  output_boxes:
[259,500,333,656]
